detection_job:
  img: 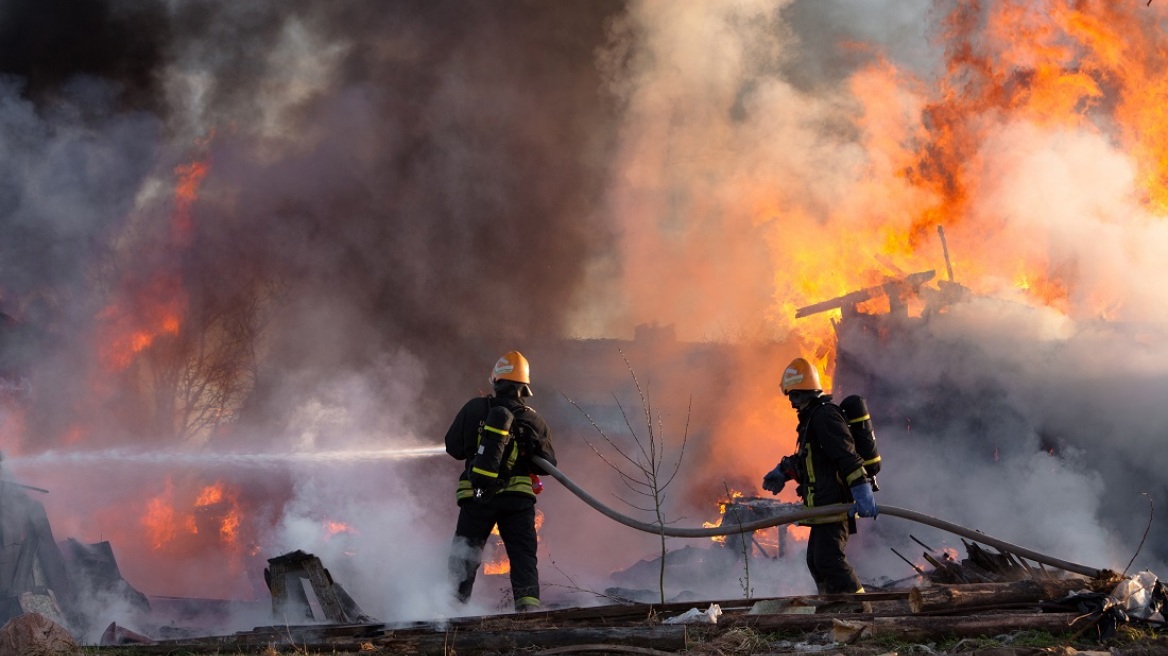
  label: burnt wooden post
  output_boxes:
[264,550,373,624]
[0,483,75,628]
[266,550,340,622]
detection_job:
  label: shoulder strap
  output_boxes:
[464,396,497,475]
[798,404,823,448]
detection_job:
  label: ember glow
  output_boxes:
[324,520,355,538]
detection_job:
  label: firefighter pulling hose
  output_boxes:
[764,357,876,594]
[530,454,1106,579]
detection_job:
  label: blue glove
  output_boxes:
[850,480,878,518]
[762,464,786,495]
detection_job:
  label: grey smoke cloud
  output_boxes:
[839,296,1168,580]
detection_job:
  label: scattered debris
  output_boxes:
[1040,570,1167,641]
[662,603,721,624]
[100,621,155,646]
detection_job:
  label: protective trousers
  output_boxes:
[806,521,863,594]
[449,494,540,610]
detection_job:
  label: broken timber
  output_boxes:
[908,578,1111,614]
[829,612,1088,643]
[263,550,375,624]
[113,587,1117,655]
[794,270,936,318]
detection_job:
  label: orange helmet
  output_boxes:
[490,350,531,385]
[780,357,822,394]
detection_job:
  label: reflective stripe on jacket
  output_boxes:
[456,474,535,501]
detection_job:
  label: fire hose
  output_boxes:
[531,456,1107,579]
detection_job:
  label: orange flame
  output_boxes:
[171,160,208,244]
[786,525,809,543]
[325,520,355,537]
[219,507,240,545]
[142,479,247,552]
[771,1,1168,370]
[195,484,225,506]
[95,152,210,372]
[97,289,185,371]
[121,474,262,598]
[195,483,242,546]
[143,479,184,550]
[704,490,748,545]
[482,558,510,576]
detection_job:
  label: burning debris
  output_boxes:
[703,495,808,559]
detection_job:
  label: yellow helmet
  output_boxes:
[780,357,822,394]
[490,350,531,385]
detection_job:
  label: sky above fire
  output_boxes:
[0,0,1166,631]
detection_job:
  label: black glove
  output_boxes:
[761,464,786,495]
[469,471,497,495]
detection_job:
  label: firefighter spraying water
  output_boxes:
[445,351,557,612]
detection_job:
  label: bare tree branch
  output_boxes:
[563,393,644,472]
[567,350,695,605]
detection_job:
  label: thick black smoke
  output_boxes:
[0,1,625,446]
[0,0,630,619]
[0,0,169,112]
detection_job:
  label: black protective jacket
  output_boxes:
[795,395,867,523]
[445,394,556,503]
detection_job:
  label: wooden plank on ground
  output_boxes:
[397,625,689,655]
[909,579,1101,614]
[723,609,1088,640]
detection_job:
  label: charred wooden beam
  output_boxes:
[836,612,1088,643]
[140,625,689,655]
[909,579,1104,614]
[727,610,1087,641]
[264,550,375,624]
[795,271,935,318]
[405,626,688,655]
